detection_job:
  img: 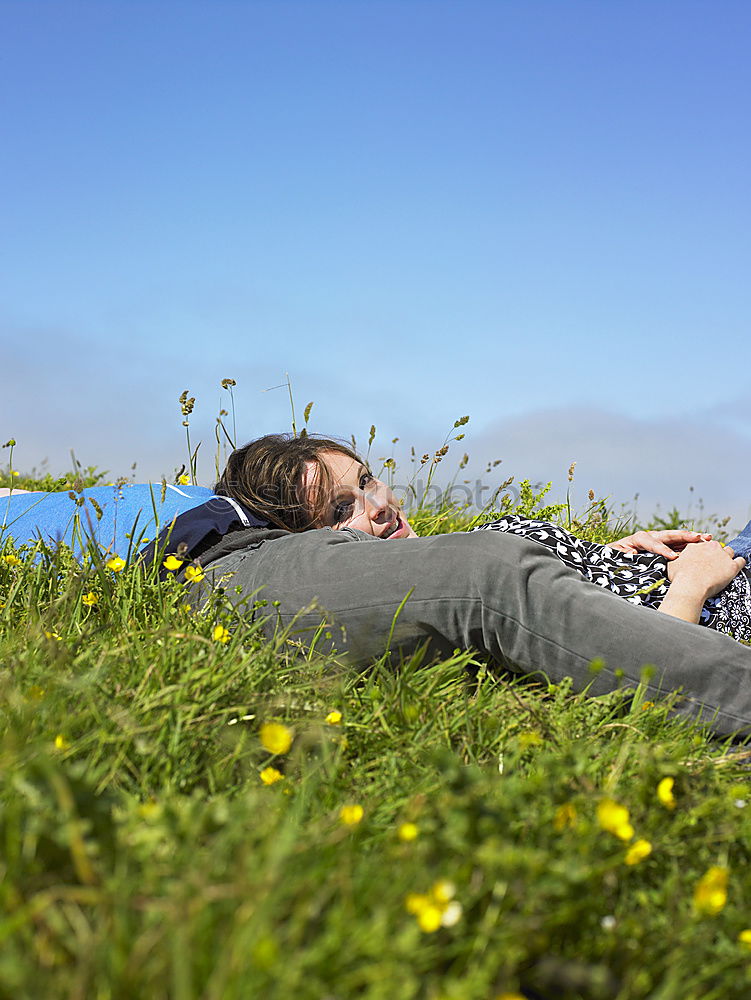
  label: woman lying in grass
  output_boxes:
[3,434,749,643]
[5,433,751,735]
[212,434,751,643]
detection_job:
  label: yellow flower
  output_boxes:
[657,776,676,810]
[417,905,443,933]
[184,565,205,583]
[738,929,751,950]
[596,798,634,841]
[44,630,61,641]
[518,730,542,748]
[693,866,728,916]
[212,624,231,644]
[398,822,420,842]
[81,591,99,607]
[339,803,364,826]
[163,554,184,572]
[3,553,21,566]
[325,709,342,725]
[432,880,456,904]
[624,839,652,866]
[641,701,655,711]
[259,722,293,755]
[54,734,68,750]
[105,555,126,573]
[260,766,284,785]
[404,880,461,933]
[553,802,577,831]
[178,474,191,485]
[137,800,161,819]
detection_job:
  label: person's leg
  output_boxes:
[191,527,751,738]
[727,517,751,560]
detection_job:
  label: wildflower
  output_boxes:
[54,734,68,750]
[137,800,161,819]
[738,929,751,950]
[398,822,420,842]
[440,901,463,927]
[105,555,126,573]
[416,903,443,932]
[212,624,231,644]
[44,630,61,641]
[657,776,676,810]
[163,554,184,572]
[259,722,293,755]
[641,701,655,710]
[405,880,462,933]
[339,803,364,826]
[184,565,205,583]
[518,730,542,748]
[405,892,429,914]
[553,802,577,831]
[600,915,617,931]
[3,553,21,566]
[432,880,456,904]
[81,591,99,607]
[260,766,284,785]
[693,866,728,916]
[177,473,191,485]
[624,839,652,865]
[597,798,634,841]
[325,709,342,725]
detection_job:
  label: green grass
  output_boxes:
[1,478,750,999]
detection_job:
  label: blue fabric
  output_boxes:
[727,518,751,561]
[0,483,213,561]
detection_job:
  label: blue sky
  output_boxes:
[2,0,749,525]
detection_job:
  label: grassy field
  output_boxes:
[1,459,750,1000]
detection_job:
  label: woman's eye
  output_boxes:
[334,500,354,523]
[359,473,374,490]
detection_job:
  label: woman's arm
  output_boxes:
[658,541,746,624]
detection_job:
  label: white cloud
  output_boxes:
[457,407,751,532]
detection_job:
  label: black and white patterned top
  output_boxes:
[471,516,751,644]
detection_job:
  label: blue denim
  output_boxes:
[727,518,751,560]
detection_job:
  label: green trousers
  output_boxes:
[191,526,751,738]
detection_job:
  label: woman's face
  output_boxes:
[302,450,417,539]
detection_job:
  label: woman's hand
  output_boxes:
[608,529,711,560]
[666,540,745,597]
[658,541,746,624]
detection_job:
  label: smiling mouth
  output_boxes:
[381,514,401,539]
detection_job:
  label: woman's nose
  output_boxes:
[362,481,391,520]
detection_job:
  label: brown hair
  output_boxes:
[215,433,364,532]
